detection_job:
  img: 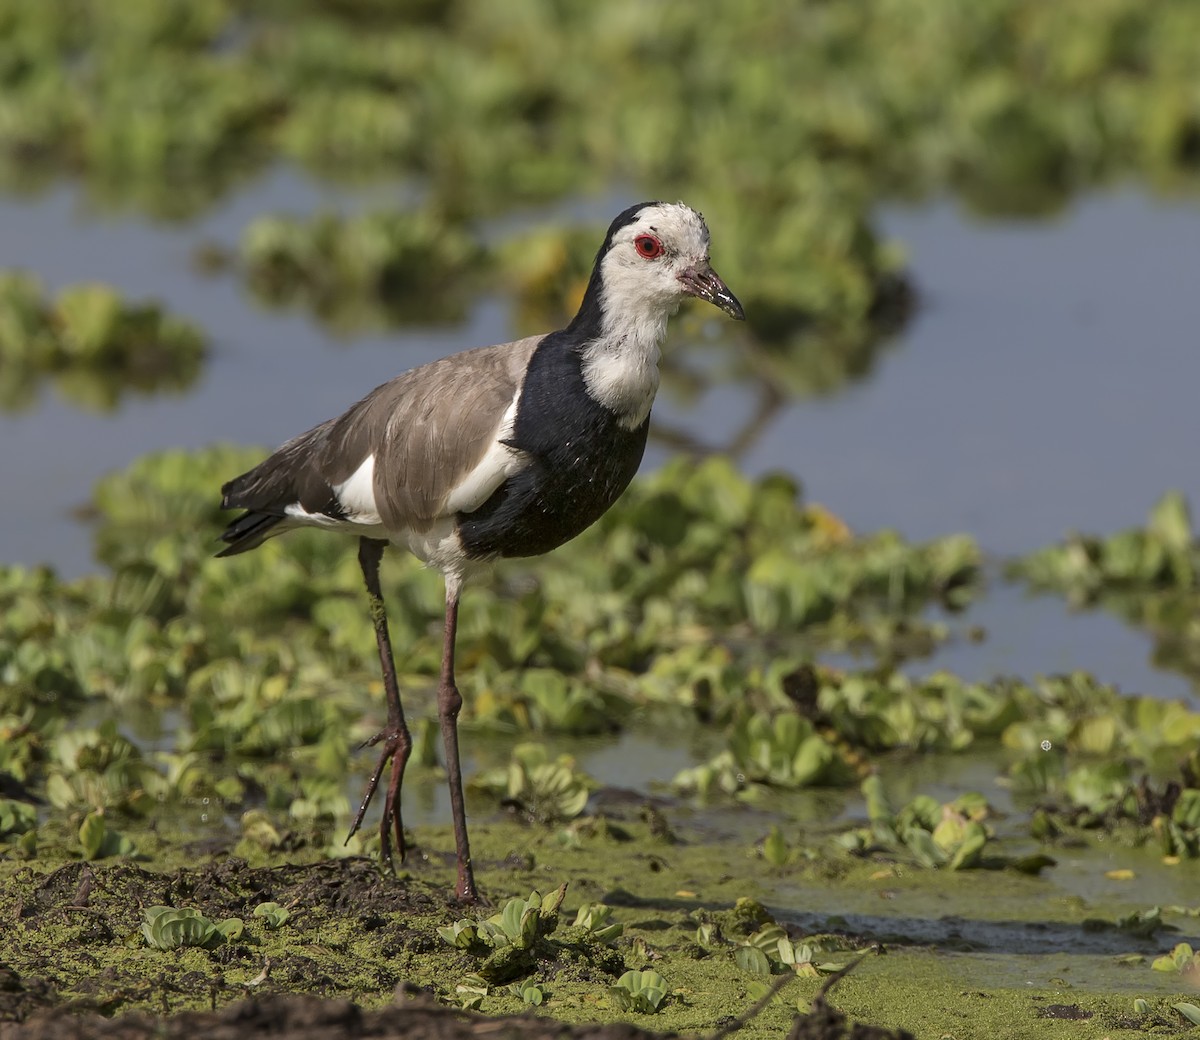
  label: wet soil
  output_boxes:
[0,989,912,1040]
[0,858,911,1040]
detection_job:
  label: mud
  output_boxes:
[0,988,911,1040]
[0,858,912,1040]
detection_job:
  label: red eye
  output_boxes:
[634,234,664,259]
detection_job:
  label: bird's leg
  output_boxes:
[345,536,412,870]
[437,578,479,903]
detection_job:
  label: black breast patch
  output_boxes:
[456,333,649,560]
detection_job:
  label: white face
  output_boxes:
[581,201,740,428]
[601,202,713,313]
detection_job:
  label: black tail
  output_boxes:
[216,509,287,557]
[216,419,339,558]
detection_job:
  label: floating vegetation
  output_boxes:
[608,969,668,1014]
[1012,493,1200,685]
[238,209,484,333]
[1013,492,1198,602]
[141,905,243,950]
[5,1,1200,215]
[734,925,856,979]
[7,447,1200,867]
[0,272,207,411]
[1019,754,1200,859]
[437,885,587,986]
[470,744,593,826]
[5,2,1200,1033]
[4,0,1199,353]
[836,777,1056,874]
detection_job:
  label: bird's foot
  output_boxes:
[345,725,411,870]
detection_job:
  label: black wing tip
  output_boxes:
[215,510,284,558]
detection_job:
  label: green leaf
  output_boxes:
[1174,1002,1200,1026]
[78,811,107,860]
[611,969,667,1013]
[903,826,947,869]
[214,918,244,941]
[734,945,773,975]
[252,902,290,929]
[763,825,789,866]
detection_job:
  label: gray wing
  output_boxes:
[219,335,542,546]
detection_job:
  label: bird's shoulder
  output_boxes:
[332,334,546,529]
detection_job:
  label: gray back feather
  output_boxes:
[221,335,543,533]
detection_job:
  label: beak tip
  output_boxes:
[681,265,744,322]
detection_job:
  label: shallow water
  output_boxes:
[3,175,1198,710]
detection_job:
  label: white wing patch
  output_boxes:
[443,389,528,514]
[281,453,384,534]
[333,454,382,523]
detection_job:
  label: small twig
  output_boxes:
[709,971,798,1040]
[244,956,272,988]
[708,945,880,1040]
[811,946,877,1006]
[67,864,95,908]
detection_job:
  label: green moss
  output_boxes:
[2,810,1191,1036]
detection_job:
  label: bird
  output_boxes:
[216,201,744,902]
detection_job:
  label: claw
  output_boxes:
[345,727,411,867]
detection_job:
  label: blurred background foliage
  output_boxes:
[2,0,1200,874]
[3,0,1200,346]
[0,271,206,411]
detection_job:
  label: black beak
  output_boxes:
[679,263,745,321]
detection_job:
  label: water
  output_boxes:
[1,174,1198,708]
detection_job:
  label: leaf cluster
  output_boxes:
[837,777,998,871]
[469,743,592,825]
[141,905,244,950]
[0,272,206,412]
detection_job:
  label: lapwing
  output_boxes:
[217,201,743,902]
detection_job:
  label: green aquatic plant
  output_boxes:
[736,925,852,978]
[609,969,668,1014]
[1152,942,1200,979]
[10,0,1200,351]
[836,777,1034,873]
[674,711,851,796]
[0,272,207,412]
[437,885,569,985]
[252,901,290,929]
[570,903,623,945]
[238,209,483,332]
[1175,1002,1200,1026]
[1014,492,1198,601]
[77,810,137,860]
[1015,752,1200,858]
[1013,494,1200,685]
[0,798,36,839]
[507,980,545,1006]
[470,743,592,824]
[438,885,568,953]
[141,905,244,950]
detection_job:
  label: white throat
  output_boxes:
[580,275,674,429]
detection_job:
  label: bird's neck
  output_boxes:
[578,295,668,429]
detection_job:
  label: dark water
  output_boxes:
[1,172,1198,703]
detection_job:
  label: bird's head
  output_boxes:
[600,201,744,322]
[572,201,744,340]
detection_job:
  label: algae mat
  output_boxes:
[1,810,1195,1040]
